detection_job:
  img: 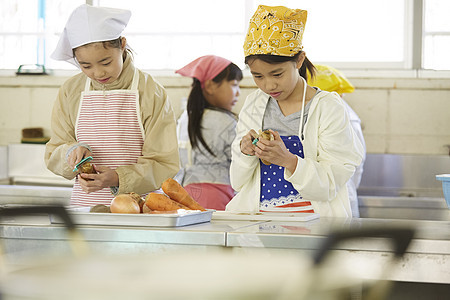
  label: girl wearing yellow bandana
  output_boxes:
[226,5,364,217]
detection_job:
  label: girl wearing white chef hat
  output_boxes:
[45,4,180,207]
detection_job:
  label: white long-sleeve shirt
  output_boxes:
[226,89,364,217]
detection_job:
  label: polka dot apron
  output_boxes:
[259,135,314,213]
[258,76,314,213]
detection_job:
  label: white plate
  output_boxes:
[212,211,319,222]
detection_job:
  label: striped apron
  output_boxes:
[71,69,144,206]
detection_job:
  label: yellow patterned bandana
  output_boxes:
[244,5,307,57]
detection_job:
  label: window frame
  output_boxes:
[0,0,448,74]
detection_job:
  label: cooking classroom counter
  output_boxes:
[1,214,449,286]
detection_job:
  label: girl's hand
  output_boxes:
[78,165,119,194]
[254,130,298,173]
[68,146,92,169]
[240,129,259,156]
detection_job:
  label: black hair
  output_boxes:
[244,51,316,83]
[187,62,243,157]
[73,37,132,61]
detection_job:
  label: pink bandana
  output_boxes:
[176,55,231,88]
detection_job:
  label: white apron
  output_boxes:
[71,69,144,206]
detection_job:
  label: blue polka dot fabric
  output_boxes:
[260,135,305,210]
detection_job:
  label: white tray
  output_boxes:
[212,211,319,222]
[50,207,213,227]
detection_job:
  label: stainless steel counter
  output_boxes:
[227,217,450,285]
[359,195,449,221]
[1,215,449,285]
[227,217,450,252]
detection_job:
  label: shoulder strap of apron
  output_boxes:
[84,76,91,92]
[299,76,306,141]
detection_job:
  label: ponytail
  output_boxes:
[299,56,315,82]
[187,79,215,156]
[187,63,243,157]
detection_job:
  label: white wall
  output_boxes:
[1,73,449,155]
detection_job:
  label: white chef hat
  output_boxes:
[51,4,131,66]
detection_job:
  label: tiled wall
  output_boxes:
[343,78,450,155]
[1,75,449,155]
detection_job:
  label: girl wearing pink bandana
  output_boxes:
[175,55,243,210]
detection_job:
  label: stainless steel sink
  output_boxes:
[358,195,449,221]
[357,154,450,198]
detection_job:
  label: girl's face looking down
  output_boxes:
[205,79,241,112]
[248,55,304,103]
[74,38,126,85]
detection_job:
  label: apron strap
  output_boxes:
[299,76,307,141]
[84,77,91,92]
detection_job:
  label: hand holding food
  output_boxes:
[69,147,93,170]
[256,130,298,174]
[258,129,274,142]
[78,166,120,196]
[73,156,96,181]
[78,161,96,174]
[240,129,259,156]
[257,129,274,165]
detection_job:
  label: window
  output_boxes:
[423,0,450,70]
[0,0,84,69]
[0,0,448,71]
[98,0,248,70]
[262,0,407,69]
